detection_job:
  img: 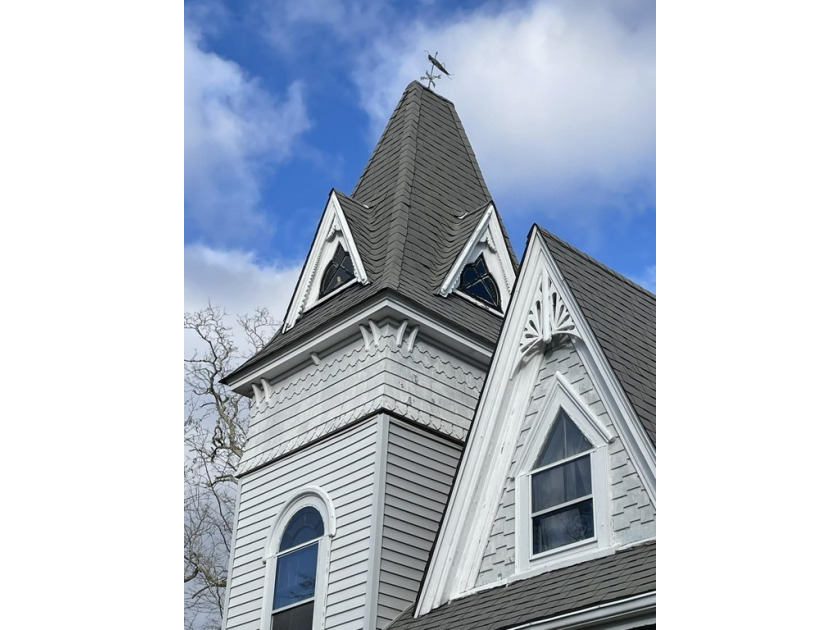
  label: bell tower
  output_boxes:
[220,81,518,630]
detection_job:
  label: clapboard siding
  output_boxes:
[375,420,462,629]
[475,343,656,587]
[225,420,378,630]
[238,323,485,475]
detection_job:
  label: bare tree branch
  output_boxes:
[184,304,278,630]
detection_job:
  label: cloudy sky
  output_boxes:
[185,0,656,320]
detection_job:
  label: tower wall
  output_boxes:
[224,319,490,629]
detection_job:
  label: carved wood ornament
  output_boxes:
[520,271,580,364]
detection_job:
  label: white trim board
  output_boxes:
[227,296,495,396]
[283,190,369,333]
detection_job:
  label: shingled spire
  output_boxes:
[224,81,518,384]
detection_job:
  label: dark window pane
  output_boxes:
[319,244,355,297]
[532,499,594,554]
[271,600,314,630]
[536,409,592,467]
[531,456,592,513]
[273,543,318,610]
[458,254,501,310]
[280,507,324,551]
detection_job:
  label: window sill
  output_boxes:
[514,543,615,584]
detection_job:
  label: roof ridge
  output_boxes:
[537,225,655,300]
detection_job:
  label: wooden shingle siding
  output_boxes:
[376,420,462,629]
[225,420,378,630]
[475,343,656,588]
[238,324,484,476]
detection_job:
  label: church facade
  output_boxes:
[219,81,655,630]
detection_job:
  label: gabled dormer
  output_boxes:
[439,201,517,314]
[282,190,369,333]
[416,225,656,618]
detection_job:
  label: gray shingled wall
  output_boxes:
[237,321,486,476]
[476,342,655,588]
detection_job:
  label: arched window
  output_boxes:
[458,254,501,310]
[319,243,356,298]
[269,507,323,629]
[263,491,335,630]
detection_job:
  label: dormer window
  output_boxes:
[530,409,594,554]
[515,377,613,573]
[458,254,501,310]
[319,243,355,298]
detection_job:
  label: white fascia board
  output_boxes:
[417,227,549,615]
[532,230,656,507]
[282,191,369,333]
[226,295,494,395]
[506,592,655,630]
[438,202,517,311]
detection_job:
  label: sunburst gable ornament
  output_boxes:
[520,272,579,364]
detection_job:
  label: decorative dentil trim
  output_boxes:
[282,191,369,333]
[439,202,517,312]
[520,269,580,365]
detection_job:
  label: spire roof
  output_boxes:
[224,82,518,383]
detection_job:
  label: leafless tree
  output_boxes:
[184,304,278,630]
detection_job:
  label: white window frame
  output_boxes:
[261,488,336,630]
[515,372,614,575]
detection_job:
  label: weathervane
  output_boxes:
[421,51,450,89]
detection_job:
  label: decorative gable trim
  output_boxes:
[282,191,369,333]
[531,231,656,512]
[416,227,656,617]
[520,270,582,365]
[439,202,517,313]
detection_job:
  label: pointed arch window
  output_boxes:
[268,507,324,629]
[458,254,500,310]
[319,244,356,298]
[530,408,595,555]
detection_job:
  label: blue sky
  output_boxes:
[184,0,655,318]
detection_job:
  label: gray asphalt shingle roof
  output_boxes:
[539,227,656,447]
[386,541,656,630]
[224,81,519,384]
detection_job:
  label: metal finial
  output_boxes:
[421,51,450,89]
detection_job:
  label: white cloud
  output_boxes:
[184,27,311,244]
[184,244,302,360]
[184,244,301,317]
[355,0,654,214]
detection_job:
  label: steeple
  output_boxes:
[224,81,518,386]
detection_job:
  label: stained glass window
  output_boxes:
[319,244,355,298]
[458,254,500,310]
[531,409,595,555]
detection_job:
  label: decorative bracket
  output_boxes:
[395,320,420,352]
[360,320,382,351]
[520,270,581,364]
[325,215,342,243]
